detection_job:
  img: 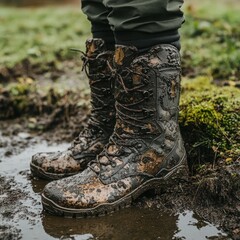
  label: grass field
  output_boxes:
[0,1,240,81]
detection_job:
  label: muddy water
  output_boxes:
[0,136,229,240]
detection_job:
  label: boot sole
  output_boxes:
[30,162,77,180]
[41,154,188,217]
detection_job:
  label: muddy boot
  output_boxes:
[41,44,188,217]
[30,39,116,180]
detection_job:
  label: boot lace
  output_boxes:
[69,50,115,150]
[89,60,159,172]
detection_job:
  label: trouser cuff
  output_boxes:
[91,23,115,50]
[114,30,181,50]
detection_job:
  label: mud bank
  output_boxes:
[0,119,239,240]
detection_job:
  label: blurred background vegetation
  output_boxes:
[0,0,239,167]
[0,0,239,82]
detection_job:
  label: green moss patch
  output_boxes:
[180,76,240,165]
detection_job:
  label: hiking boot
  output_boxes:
[30,39,116,180]
[41,44,188,216]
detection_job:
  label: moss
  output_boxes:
[180,76,240,164]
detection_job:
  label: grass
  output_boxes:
[181,0,240,81]
[0,1,240,81]
[0,7,90,69]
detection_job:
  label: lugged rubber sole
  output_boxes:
[41,154,189,218]
[30,162,77,180]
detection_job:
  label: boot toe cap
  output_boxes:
[31,152,55,166]
[42,169,135,213]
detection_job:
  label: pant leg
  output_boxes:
[81,0,115,47]
[103,0,184,49]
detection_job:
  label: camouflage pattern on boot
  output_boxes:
[30,39,116,180]
[41,44,188,216]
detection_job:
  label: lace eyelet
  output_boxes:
[93,165,100,173]
[111,162,116,168]
[137,143,142,149]
[143,91,150,98]
[100,174,107,180]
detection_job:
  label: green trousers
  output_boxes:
[81,0,184,49]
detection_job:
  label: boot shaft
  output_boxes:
[90,44,186,184]
[83,39,116,132]
[113,44,181,140]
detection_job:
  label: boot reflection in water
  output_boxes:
[42,208,178,239]
[39,0,189,217]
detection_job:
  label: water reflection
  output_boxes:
[42,207,178,240]
[174,211,228,240]
[41,208,229,240]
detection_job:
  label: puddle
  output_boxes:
[0,137,230,240]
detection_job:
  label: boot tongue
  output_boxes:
[114,45,138,67]
[86,38,106,57]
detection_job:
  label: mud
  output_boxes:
[0,121,239,240]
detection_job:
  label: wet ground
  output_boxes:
[0,128,234,240]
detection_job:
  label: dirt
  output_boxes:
[0,111,239,240]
